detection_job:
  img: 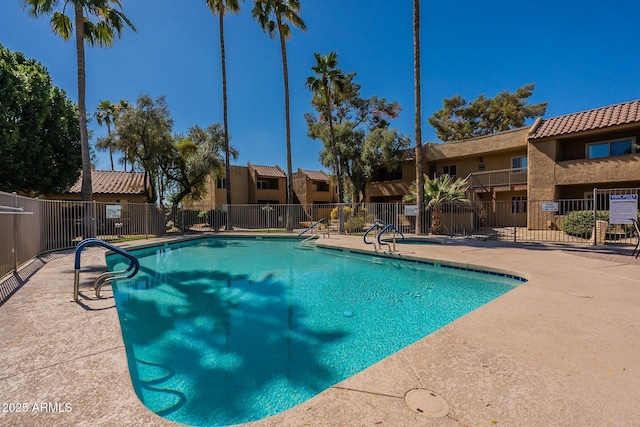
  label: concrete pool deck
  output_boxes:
[1,235,638,426]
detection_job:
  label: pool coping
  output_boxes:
[1,233,639,426]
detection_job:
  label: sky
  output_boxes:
[3,0,640,172]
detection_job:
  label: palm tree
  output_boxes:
[206,0,242,217]
[22,0,135,202]
[94,100,117,170]
[404,174,469,235]
[252,0,306,229]
[113,99,133,171]
[413,0,425,234]
[306,51,346,203]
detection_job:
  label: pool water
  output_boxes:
[108,237,522,426]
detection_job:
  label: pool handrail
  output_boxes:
[73,238,140,301]
[377,224,405,252]
[297,218,329,240]
[363,219,389,247]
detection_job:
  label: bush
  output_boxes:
[560,210,609,237]
[207,209,227,230]
[174,209,200,230]
[330,206,352,220]
[345,215,366,231]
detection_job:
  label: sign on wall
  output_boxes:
[609,195,638,224]
[404,205,418,217]
[541,202,559,212]
[106,205,122,219]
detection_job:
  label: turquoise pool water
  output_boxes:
[108,237,523,426]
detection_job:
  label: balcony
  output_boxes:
[466,168,527,191]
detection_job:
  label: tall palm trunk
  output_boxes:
[276,13,294,231]
[106,121,114,170]
[323,78,342,203]
[431,203,443,235]
[75,6,91,202]
[414,0,425,235]
[75,5,95,238]
[219,10,233,229]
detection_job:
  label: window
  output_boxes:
[512,156,528,170]
[388,169,403,181]
[257,178,279,190]
[312,181,329,192]
[216,178,227,189]
[442,165,457,176]
[586,138,634,159]
[512,196,527,213]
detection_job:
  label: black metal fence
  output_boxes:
[1,187,638,285]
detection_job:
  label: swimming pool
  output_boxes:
[108,237,523,426]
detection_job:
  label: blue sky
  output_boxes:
[3,0,640,172]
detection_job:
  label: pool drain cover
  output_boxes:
[405,389,449,418]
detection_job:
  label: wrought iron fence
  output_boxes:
[1,187,638,286]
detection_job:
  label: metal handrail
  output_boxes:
[297,218,329,240]
[363,219,389,248]
[0,205,33,215]
[73,238,140,301]
[377,224,405,252]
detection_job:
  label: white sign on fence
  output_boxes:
[404,205,418,217]
[609,194,638,224]
[106,205,122,219]
[541,202,559,212]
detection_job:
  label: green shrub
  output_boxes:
[560,210,609,237]
[345,215,366,231]
[174,209,201,230]
[330,206,352,220]
[207,209,227,229]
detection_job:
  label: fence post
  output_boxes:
[181,205,185,235]
[593,188,597,245]
[92,200,97,238]
[13,192,18,272]
[145,202,149,239]
[513,202,517,243]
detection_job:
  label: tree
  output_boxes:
[94,100,116,170]
[252,0,306,230]
[403,174,469,235]
[306,52,347,203]
[0,44,81,195]
[108,94,174,203]
[306,71,410,203]
[413,0,425,235]
[21,0,136,202]
[428,83,548,142]
[161,124,237,208]
[95,99,130,171]
[206,0,242,217]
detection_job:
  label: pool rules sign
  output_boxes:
[609,195,638,224]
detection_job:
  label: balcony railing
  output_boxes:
[466,168,528,190]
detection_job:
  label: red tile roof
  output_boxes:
[250,164,286,178]
[530,100,640,140]
[302,170,329,181]
[67,170,147,195]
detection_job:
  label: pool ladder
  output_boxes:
[363,219,405,252]
[73,238,140,301]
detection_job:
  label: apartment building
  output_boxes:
[366,100,640,229]
[189,163,334,208]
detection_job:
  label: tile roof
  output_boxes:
[67,170,147,195]
[529,100,640,140]
[250,164,286,178]
[302,170,329,181]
